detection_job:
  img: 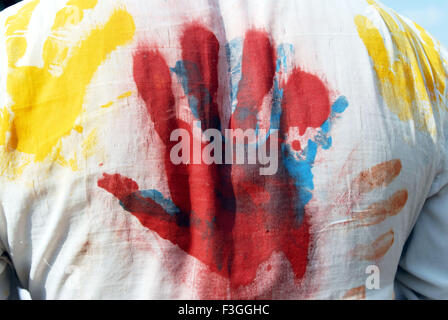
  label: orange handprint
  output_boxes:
[336,159,408,299]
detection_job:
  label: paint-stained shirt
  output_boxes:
[0,0,448,300]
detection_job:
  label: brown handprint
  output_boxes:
[339,159,408,299]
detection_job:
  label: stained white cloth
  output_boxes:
[0,0,447,299]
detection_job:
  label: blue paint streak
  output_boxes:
[276,43,294,73]
[140,189,181,216]
[171,60,212,122]
[282,96,349,222]
[322,137,333,150]
[270,44,293,132]
[225,38,243,114]
[119,189,180,217]
[321,119,331,134]
[331,96,349,115]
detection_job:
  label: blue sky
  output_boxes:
[381,0,448,47]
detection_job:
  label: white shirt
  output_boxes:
[0,0,447,299]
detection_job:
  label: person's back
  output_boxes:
[0,0,447,299]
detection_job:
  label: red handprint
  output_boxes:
[98,23,339,292]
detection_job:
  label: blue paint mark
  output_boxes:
[282,97,349,222]
[119,189,180,217]
[331,96,349,115]
[306,140,318,164]
[276,43,294,74]
[139,189,181,216]
[269,79,283,133]
[225,38,243,114]
[321,119,331,134]
[322,137,333,150]
[171,60,213,122]
[282,144,314,220]
[270,44,293,132]
[171,61,200,119]
[314,131,332,151]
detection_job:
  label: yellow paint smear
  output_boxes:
[4,0,40,67]
[355,0,447,136]
[101,91,133,108]
[1,0,136,173]
[82,129,98,158]
[117,91,133,99]
[101,101,114,109]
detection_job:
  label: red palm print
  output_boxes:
[98,23,336,289]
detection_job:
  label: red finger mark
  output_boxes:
[181,24,239,281]
[133,48,191,214]
[133,49,176,141]
[98,173,190,245]
[187,161,233,267]
[181,23,220,130]
[230,29,276,130]
[97,171,225,272]
[220,30,282,285]
[283,215,312,280]
[180,23,232,228]
[98,173,139,199]
[281,69,331,136]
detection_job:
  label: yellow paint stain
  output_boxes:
[82,129,98,158]
[55,147,79,171]
[101,101,114,109]
[67,0,98,9]
[5,0,40,67]
[413,23,447,111]
[44,0,99,73]
[0,109,11,146]
[117,91,133,99]
[101,91,133,108]
[355,0,447,135]
[52,1,97,30]
[0,150,31,178]
[1,1,136,174]
[74,125,83,133]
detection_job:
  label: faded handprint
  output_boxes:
[98,23,350,292]
[0,0,135,171]
[330,159,409,299]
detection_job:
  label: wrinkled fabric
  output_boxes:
[0,0,447,299]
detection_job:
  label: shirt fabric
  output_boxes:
[0,0,447,300]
